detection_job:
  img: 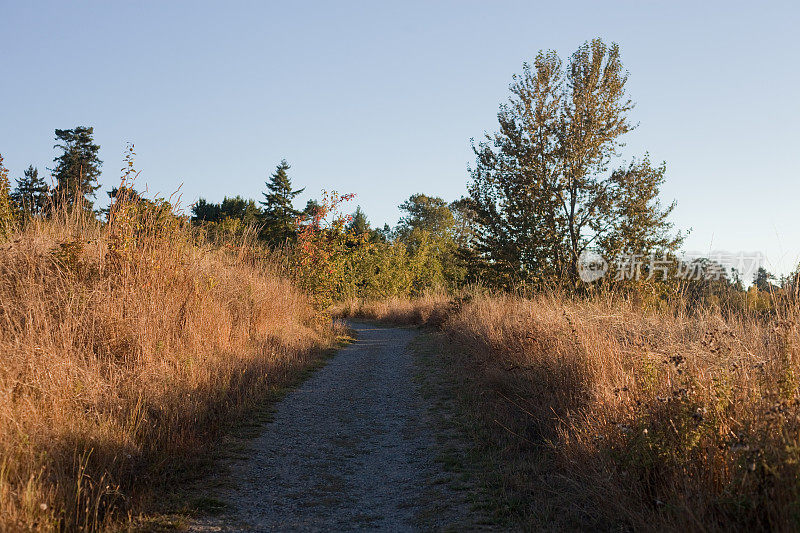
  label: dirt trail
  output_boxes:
[190,321,483,532]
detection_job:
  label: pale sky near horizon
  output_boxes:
[1,1,798,277]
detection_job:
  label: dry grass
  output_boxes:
[340,292,800,530]
[0,202,336,530]
[332,293,452,327]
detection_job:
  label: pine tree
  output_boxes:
[754,267,776,292]
[193,196,261,223]
[192,198,222,222]
[51,126,102,209]
[0,155,16,237]
[11,165,49,217]
[349,206,370,234]
[259,160,304,244]
[302,199,323,223]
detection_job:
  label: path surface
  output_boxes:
[190,321,480,532]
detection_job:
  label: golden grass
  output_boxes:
[332,293,451,327]
[339,292,800,530]
[0,204,335,530]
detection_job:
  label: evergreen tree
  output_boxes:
[0,155,16,237]
[260,160,304,244]
[302,199,323,223]
[788,264,800,301]
[349,206,370,234]
[51,126,102,209]
[192,198,222,222]
[375,223,393,242]
[12,165,49,217]
[221,196,262,225]
[192,196,261,224]
[753,267,776,292]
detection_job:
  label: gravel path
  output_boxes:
[189,321,480,532]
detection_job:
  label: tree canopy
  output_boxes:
[466,39,681,288]
[51,126,102,209]
[0,155,15,237]
[260,160,304,244]
[12,166,49,217]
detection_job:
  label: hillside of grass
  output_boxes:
[337,292,800,530]
[0,203,338,530]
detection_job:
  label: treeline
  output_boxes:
[3,39,798,311]
[0,127,102,224]
[191,162,472,306]
[0,129,178,239]
[186,39,798,311]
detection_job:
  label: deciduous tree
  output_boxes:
[397,193,465,290]
[598,156,682,260]
[467,39,680,288]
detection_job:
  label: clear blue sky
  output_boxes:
[1,1,798,276]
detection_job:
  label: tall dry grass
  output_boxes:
[339,292,800,530]
[0,201,335,530]
[332,292,452,327]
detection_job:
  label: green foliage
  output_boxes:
[348,206,370,235]
[51,126,102,209]
[302,199,324,222]
[11,165,49,218]
[260,160,304,245]
[292,192,467,307]
[192,196,262,234]
[753,267,777,292]
[599,156,683,260]
[294,192,422,306]
[191,196,263,244]
[466,39,681,289]
[293,191,358,308]
[396,194,466,291]
[346,238,416,298]
[0,155,16,238]
[397,194,454,238]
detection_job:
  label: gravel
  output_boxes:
[189,321,481,532]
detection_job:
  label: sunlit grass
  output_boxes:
[339,291,800,530]
[0,201,335,530]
